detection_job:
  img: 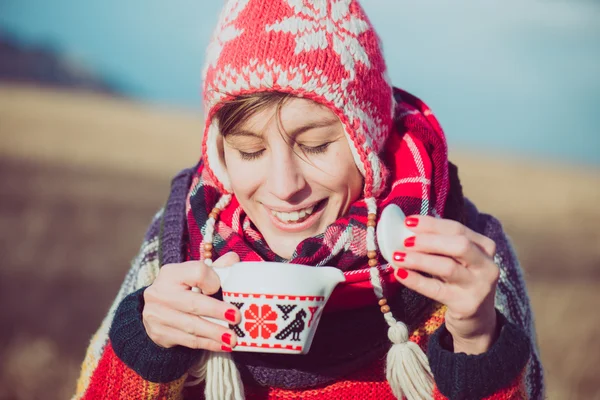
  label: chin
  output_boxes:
[263,229,312,259]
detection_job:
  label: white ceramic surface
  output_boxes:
[212,262,345,354]
[376,204,415,263]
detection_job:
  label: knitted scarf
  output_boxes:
[185,88,450,307]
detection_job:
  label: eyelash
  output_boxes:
[239,149,265,161]
[238,143,331,161]
[302,142,331,155]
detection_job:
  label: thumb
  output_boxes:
[212,251,241,268]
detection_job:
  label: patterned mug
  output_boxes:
[213,262,345,354]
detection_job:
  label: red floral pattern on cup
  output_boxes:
[244,304,279,339]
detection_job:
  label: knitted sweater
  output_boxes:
[73,167,545,400]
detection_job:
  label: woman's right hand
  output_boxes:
[142,252,241,352]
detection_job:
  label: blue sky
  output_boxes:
[1,0,599,165]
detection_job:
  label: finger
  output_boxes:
[402,233,488,268]
[391,250,470,283]
[213,251,241,268]
[405,215,496,258]
[152,289,242,325]
[150,305,238,348]
[162,261,221,294]
[393,267,448,304]
[150,324,233,352]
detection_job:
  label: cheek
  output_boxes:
[336,145,363,194]
[311,147,363,195]
[347,167,364,195]
[223,150,256,198]
[343,165,364,202]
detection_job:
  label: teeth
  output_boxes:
[271,204,317,223]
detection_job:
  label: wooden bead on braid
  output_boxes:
[203,207,222,261]
[378,298,390,313]
[208,206,221,221]
[367,212,377,228]
[367,242,378,267]
[202,241,215,260]
[202,243,214,260]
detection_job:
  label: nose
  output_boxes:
[266,148,307,201]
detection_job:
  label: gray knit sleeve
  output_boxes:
[73,208,165,399]
[470,200,546,400]
[108,166,200,382]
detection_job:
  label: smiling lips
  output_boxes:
[270,205,316,223]
[264,200,326,232]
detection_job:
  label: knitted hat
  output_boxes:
[193,1,434,399]
[201,0,394,199]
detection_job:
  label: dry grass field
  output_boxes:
[1,84,599,399]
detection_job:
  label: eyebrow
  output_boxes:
[227,117,339,139]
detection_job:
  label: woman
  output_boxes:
[74,1,544,399]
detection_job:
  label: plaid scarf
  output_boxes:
[186,89,449,303]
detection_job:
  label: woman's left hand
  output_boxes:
[391,215,500,355]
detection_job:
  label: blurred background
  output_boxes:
[0,0,598,399]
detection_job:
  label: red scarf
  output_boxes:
[186,88,449,311]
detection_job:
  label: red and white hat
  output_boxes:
[201,0,395,199]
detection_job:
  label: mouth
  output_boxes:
[264,199,328,232]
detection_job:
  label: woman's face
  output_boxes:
[222,97,363,259]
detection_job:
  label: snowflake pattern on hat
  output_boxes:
[202,0,394,197]
[266,0,371,76]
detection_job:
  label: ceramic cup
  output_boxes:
[211,262,345,354]
[376,204,416,263]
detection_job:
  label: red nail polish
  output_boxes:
[405,217,419,228]
[396,268,408,280]
[221,345,232,352]
[393,252,406,262]
[404,236,415,247]
[225,309,236,323]
[222,333,231,345]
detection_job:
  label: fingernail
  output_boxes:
[404,236,416,247]
[225,309,236,323]
[393,251,406,262]
[396,268,408,280]
[221,345,232,352]
[405,217,419,228]
[221,333,231,345]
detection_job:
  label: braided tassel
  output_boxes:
[365,197,434,400]
[187,194,246,399]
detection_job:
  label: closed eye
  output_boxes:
[300,142,331,155]
[238,149,265,161]
[237,142,331,161]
